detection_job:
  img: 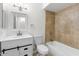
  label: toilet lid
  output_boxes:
[37,44,48,52]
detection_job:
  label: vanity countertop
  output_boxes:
[0,34,33,42]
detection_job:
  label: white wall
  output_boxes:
[28,3,45,42]
[0,3,2,28]
[27,4,45,36]
[2,3,45,42]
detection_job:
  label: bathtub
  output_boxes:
[46,41,79,56]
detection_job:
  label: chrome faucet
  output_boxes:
[17,30,22,36]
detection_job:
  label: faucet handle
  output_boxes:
[17,30,22,36]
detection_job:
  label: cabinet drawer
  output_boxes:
[19,45,33,56]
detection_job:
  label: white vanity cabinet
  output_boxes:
[0,36,33,56]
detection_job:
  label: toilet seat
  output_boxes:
[37,44,48,55]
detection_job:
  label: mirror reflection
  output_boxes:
[14,13,28,30]
[2,3,28,30]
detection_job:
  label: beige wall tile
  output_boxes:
[45,11,55,42]
[55,4,79,49]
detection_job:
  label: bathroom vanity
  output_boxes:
[0,4,34,56]
[0,34,33,56]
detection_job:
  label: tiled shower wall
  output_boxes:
[55,4,79,49]
[45,11,55,42]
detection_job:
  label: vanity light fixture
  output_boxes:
[13,4,27,11]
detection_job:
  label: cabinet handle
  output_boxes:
[2,49,5,54]
[24,48,28,50]
[16,46,20,50]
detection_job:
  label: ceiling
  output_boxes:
[45,3,76,12]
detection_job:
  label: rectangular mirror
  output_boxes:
[2,3,28,30]
[13,12,28,30]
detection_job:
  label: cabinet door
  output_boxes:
[1,49,19,56]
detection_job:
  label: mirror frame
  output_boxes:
[12,12,28,30]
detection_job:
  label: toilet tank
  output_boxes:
[34,35,44,45]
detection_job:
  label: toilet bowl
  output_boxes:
[34,36,48,56]
[37,44,48,55]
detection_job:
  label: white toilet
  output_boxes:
[34,36,48,56]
